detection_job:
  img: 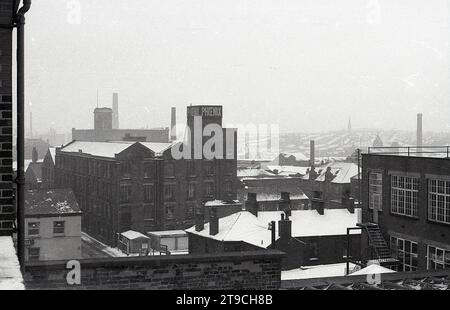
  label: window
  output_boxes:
[428,179,450,224]
[144,184,154,203]
[204,182,214,197]
[120,163,131,178]
[390,175,419,217]
[165,205,175,219]
[164,183,176,201]
[144,163,153,178]
[427,245,450,270]
[390,236,418,271]
[28,222,40,236]
[186,204,195,218]
[204,161,214,175]
[28,247,40,261]
[225,181,233,195]
[120,185,132,203]
[187,161,196,176]
[369,172,382,210]
[53,221,65,234]
[310,242,319,259]
[187,183,196,200]
[164,163,174,177]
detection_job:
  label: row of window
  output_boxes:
[369,172,450,224]
[118,181,233,204]
[27,221,65,237]
[390,236,450,271]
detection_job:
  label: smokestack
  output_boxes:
[310,140,315,167]
[112,93,119,129]
[29,111,32,138]
[417,113,422,152]
[195,211,204,232]
[170,107,176,141]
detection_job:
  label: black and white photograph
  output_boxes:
[0,0,449,297]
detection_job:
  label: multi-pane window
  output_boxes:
[204,161,214,176]
[427,245,450,270]
[187,161,196,176]
[120,185,132,203]
[28,222,40,236]
[144,163,153,178]
[165,205,175,219]
[428,179,450,224]
[390,175,419,217]
[187,183,196,200]
[143,184,154,203]
[390,236,418,271]
[164,163,174,177]
[53,221,65,234]
[225,181,233,195]
[28,247,40,261]
[204,182,214,197]
[164,183,176,201]
[369,172,382,210]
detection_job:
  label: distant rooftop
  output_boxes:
[367,146,450,158]
[25,189,82,217]
[60,140,176,158]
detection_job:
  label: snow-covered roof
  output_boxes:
[266,165,309,176]
[237,168,276,178]
[120,230,150,240]
[349,264,395,276]
[147,230,187,237]
[256,192,309,201]
[305,162,359,184]
[0,236,25,290]
[204,199,242,207]
[25,189,82,216]
[282,263,356,280]
[186,211,273,248]
[48,147,56,163]
[257,209,361,237]
[60,140,175,158]
[187,209,361,248]
[13,159,33,172]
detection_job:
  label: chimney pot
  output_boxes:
[209,207,219,235]
[195,211,204,232]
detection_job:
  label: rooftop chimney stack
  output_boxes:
[310,140,315,167]
[278,213,292,240]
[417,113,423,153]
[209,207,219,235]
[245,192,259,216]
[170,107,176,141]
[279,192,291,217]
[195,211,204,232]
[112,93,119,129]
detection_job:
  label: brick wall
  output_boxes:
[24,250,285,290]
[0,0,15,236]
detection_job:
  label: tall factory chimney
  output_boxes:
[112,93,119,129]
[417,113,423,153]
[310,140,315,167]
[29,111,32,138]
[170,107,176,141]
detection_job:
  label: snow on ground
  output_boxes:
[0,236,25,290]
[282,263,356,280]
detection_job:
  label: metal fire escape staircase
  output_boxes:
[358,223,399,266]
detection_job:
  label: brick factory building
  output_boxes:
[360,147,450,272]
[55,105,237,246]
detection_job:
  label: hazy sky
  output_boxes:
[20,0,450,134]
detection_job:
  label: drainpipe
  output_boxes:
[14,0,32,272]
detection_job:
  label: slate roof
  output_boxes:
[25,189,82,216]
